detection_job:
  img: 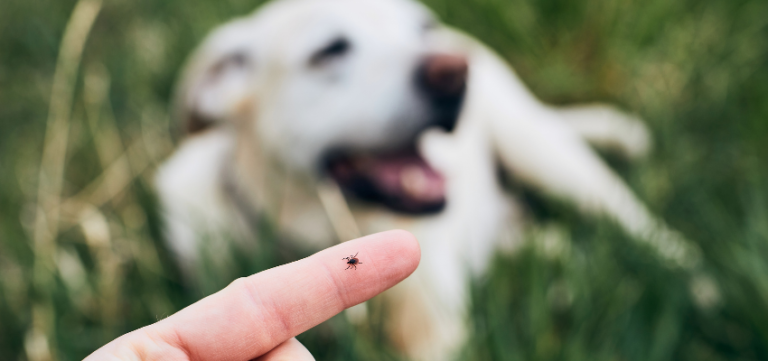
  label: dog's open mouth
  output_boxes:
[322,53,469,214]
[324,147,446,214]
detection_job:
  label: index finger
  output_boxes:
[92,229,420,361]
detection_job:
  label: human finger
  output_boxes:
[85,229,420,361]
[253,338,314,361]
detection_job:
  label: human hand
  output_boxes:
[84,230,420,360]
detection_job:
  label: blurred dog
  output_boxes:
[156,0,697,359]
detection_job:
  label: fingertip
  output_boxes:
[386,229,421,274]
[352,230,420,286]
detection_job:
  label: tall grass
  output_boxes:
[1,0,767,360]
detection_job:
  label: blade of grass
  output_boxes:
[29,1,102,360]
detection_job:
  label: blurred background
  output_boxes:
[2,0,768,360]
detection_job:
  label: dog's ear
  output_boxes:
[174,19,256,134]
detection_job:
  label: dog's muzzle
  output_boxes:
[325,53,468,214]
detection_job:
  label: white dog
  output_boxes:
[155,0,700,359]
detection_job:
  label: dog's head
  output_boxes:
[178,0,467,214]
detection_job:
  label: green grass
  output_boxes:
[1,0,767,360]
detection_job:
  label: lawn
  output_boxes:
[1,0,767,360]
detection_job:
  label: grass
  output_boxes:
[1,0,767,360]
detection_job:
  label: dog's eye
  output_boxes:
[211,51,250,75]
[422,18,439,33]
[226,52,249,68]
[309,37,351,66]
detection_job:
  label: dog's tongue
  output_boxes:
[366,155,445,203]
[327,152,446,213]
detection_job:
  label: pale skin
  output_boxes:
[85,230,421,361]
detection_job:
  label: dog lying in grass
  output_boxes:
[156,0,699,358]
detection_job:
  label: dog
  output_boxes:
[155,0,701,359]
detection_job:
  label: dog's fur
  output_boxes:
[156,0,699,359]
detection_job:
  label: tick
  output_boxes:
[343,252,363,270]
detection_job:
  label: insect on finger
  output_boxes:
[343,252,362,270]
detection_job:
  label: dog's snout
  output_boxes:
[416,54,468,132]
[419,54,468,98]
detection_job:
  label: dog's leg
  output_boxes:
[550,104,651,160]
[434,29,650,160]
[461,42,701,270]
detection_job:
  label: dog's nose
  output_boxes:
[418,54,468,98]
[416,54,468,132]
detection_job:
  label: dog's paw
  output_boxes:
[555,104,652,160]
